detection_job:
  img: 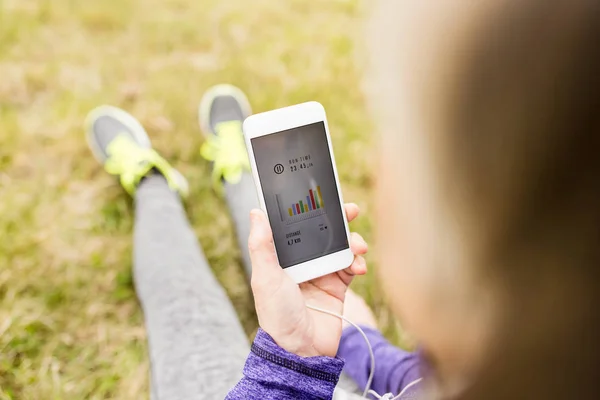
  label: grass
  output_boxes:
[0,0,407,398]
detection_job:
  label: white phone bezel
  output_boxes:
[243,101,354,284]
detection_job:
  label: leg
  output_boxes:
[85,106,248,400]
[134,175,248,400]
[223,174,258,277]
[199,84,258,278]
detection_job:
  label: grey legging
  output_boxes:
[133,174,360,399]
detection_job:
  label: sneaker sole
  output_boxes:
[198,84,252,138]
[84,105,152,165]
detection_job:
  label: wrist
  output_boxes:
[270,332,321,357]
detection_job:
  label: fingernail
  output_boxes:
[359,257,366,268]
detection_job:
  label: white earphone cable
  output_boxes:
[368,378,423,399]
[306,304,422,399]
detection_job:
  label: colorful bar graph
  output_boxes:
[288,186,326,215]
[279,186,327,225]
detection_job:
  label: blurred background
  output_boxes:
[0,0,408,398]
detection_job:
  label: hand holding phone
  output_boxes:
[248,204,368,358]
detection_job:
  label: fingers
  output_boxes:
[350,232,368,256]
[248,209,282,288]
[337,255,367,286]
[344,203,360,223]
[334,232,368,286]
[349,255,367,276]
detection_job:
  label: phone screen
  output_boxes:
[251,122,349,269]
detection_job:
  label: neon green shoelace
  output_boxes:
[200,120,250,187]
[105,135,187,196]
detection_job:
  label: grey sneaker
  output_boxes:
[198,84,252,185]
[85,105,188,196]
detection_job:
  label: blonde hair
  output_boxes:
[369,0,600,398]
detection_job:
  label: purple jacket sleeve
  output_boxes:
[337,326,422,396]
[226,328,345,400]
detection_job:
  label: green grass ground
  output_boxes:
[0,0,406,398]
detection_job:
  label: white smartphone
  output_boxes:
[243,101,354,283]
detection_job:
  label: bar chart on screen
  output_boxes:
[276,186,327,225]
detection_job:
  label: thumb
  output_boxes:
[248,209,281,282]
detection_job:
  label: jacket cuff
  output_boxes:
[244,328,345,398]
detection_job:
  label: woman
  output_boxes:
[229,0,600,398]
